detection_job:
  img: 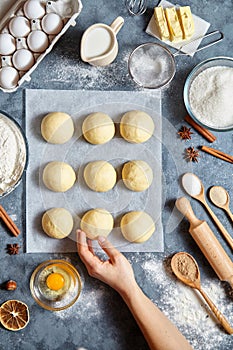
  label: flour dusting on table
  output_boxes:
[45,53,130,88]
[142,258,232,350]
[56,287,105,320]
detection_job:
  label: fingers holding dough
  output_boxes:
[80,208,114,240]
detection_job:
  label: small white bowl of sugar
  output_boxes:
[184,57,233,131]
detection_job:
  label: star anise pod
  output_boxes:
[6,243,20,255]
[185,147,200,162]
[178,126,193,140]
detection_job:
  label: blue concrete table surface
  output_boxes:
[0,1,233,349]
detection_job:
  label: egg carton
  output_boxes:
[0,0,83,93]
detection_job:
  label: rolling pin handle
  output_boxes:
[175,197,201,227]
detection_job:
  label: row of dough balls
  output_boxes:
[43,160,153,192]
[41,110,155,144]
[42,208,155,243]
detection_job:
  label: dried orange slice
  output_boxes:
[0,300,29,331]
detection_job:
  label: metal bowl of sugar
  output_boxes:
[0,111,28,198]
[128,43,176,89]
[184,57,233,131]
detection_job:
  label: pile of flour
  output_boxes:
[0,113,27,195]
[189,66,233,128]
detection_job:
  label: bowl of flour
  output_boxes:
[0,111,28,197]
[184,57,233,131]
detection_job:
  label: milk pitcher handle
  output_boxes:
[110,16,124,35]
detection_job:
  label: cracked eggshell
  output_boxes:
[24,0,46,20]
[13,49,35,71]
[0,33,16,55]
[0,66,19,89]
[27,30,49,53]
[9,16,31,38]
[42,13,63,35]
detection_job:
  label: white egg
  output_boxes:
[41,13,63,35]
[0,33,16,55]
[0,66,19,89]
[9,16,31,38]
[27,30,49,53]
[13,49,34,71]
[24,0,46,19]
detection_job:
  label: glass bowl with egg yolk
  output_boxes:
[30,260,82,311]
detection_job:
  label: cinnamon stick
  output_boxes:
[201,145,233,164]
[185,114,216,143]
[0,206,20,237]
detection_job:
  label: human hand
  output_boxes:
[77,229,138,297]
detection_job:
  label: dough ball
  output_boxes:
[43,161,76,192]
[120,211,155,243]
[120,110,154,143]
[80,208,114,240]
[84,161,116,192]
[41,112,74,144]
[42,208,73,239]
[82,112,115,144]
[122,160,153,191]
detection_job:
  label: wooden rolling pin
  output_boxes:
[176,197,233,288]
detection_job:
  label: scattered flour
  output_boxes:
[189,66,233,128]
[142,258,233,350]
[46,53,130,89]
[55,287,105,320]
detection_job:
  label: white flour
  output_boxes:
[189,66,233,128]
[0,114,27,195]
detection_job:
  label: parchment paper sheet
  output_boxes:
[25,89,163,253]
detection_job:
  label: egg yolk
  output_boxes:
[46,273,65,291]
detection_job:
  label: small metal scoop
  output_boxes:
[128,30,223,89]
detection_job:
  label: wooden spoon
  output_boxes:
[209,186,233,223]
[182,173,233,250]
[171,252,233,334]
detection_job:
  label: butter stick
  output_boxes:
[177,6,195,40]
[165,7,183,42]
[154,6,170,41]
